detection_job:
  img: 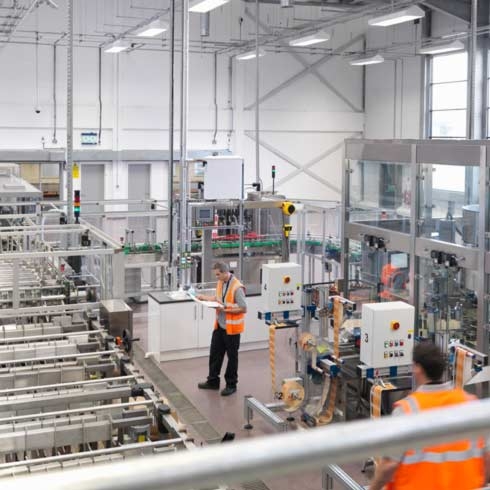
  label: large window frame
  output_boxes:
[429,51,468,140]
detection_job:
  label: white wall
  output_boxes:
[0,0,368,206]
[364,22,424,139]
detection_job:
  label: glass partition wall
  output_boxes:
[342,140,489,355]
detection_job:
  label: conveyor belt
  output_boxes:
[133,344,271,490]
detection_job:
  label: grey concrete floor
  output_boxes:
[132,301,371,490]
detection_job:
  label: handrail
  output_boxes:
[1,397,490,489]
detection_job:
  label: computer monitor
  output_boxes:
[390,253,408,269]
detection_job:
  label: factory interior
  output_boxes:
[1,0,490,489]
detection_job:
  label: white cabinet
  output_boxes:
[147,293,269,361]
[198,304,217,348]
[161,302,199,352]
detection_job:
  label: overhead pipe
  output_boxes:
[66,0,74,225]
[179,0,191,286]
[467,0,478,139]
[227,55,233,148]
[98,47,102,145]
[255,0,260,185]
[212,51,218,144]
[167,0,175,286]
[52,43,57,144]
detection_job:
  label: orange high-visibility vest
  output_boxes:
[380,263,399,299]
[386,388,485,490]
[214,276,245,335]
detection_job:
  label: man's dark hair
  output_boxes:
[213,262,229,273]
[413,342,446,382]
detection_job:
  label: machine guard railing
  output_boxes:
[2,397,490,490]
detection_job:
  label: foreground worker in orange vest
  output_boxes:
[197,262,247,396]
[371,342,490,490]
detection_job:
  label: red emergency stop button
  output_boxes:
[391,321,400,331]
[284,276,291,284]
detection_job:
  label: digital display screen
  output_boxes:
[198,208,213,221]
[390,253,408,269]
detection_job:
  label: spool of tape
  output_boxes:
[281,380,305,412]
[298,332,316,352]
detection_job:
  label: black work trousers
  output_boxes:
[207,327,241,388]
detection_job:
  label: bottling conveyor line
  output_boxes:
[0,304,193,478]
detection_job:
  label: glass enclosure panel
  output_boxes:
[348,160,411,233]
[418,257,477,348]
[418,164,479,245]
[347,241,410,304]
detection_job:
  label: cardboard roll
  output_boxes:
[298,332,316,352]
[281,380,305,412]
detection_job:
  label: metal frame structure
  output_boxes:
[342,139,490,355]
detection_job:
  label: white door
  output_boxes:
[128,164,151,243]
[80,163,105,227]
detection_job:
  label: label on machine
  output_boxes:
[261,263,302,313]
[360,301,415,369]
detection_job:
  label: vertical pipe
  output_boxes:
[467,0,478,139]
[255,0,260,184]
[168,0,175,285]
[180,0,190,286]
[52,44,57,144]
[200,12,210,37]
[227,56,233,149]
[98,47,102,145]
[66,0,74,225]
[212,51,218,145]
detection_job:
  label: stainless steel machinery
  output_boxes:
[342,139,490,356]
[0,303,193,478]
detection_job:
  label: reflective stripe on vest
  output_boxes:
[403,441,485,465]
[388,389,486,490]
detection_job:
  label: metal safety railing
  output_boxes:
[2,397,490,490]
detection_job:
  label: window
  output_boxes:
[430,52,468,139]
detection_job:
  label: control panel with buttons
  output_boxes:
[360,301,414,368]
[262,263,302,313]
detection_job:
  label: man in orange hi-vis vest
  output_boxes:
[371,342,490,490]
[197,262,247,396]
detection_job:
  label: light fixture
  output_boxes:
[104,40,130,53]
[418,40,464,55]
[135,19,168,37]
[289,29,330,47]
[189,0,230,13]
[236,48,266,61]
[368,5,425,27]
[349,54,384,66]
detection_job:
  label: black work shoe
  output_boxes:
[220,386,237,396]
[198,381,219,390]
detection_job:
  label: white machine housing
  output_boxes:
[360,301,415,368]
[203,156,244,200]
[262,262,302,313]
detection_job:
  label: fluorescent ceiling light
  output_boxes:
[189,0,230,13]
[135,19,168,37]
[104,40,130,53]
[349,54,384,66]
[236,48,266,61]
[289,30,330,47]
[368,5,425,27]
[418,40,465,55]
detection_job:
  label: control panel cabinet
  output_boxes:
[360,301,415,368]
[262,263,302,313]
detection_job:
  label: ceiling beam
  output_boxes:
[422,0,488,25]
